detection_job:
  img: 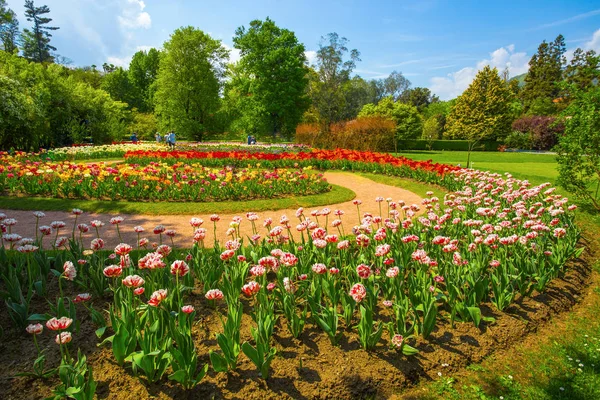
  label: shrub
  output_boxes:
[503,131,533,150]
[295,117,396,152]
[129,110,158,140]
[512,116,563,150]
[295,123,321,148]
[397,140,500,152]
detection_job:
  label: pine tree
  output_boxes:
[446,66,512,166]
[564,48,599,92]
[22,0,59,63]
[520,35,566,114]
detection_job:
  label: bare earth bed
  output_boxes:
[0,172,593,399]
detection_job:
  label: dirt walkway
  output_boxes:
[1,172,423,249]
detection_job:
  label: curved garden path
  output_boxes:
[2,172,423,249]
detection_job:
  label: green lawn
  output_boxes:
[396,151,559,186]
[0,183,355,215]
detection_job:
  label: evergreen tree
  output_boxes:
[0,1,19,53]
[564,48,599,92]
[520,34,566,114]
[446,66,513,166]
[22,0,58,63]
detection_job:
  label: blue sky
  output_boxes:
[6,0,600,99]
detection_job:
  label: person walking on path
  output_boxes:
[168,131,176,149]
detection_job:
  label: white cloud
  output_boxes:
[222,44,241,64]
[106,45,156,68]
[118,0,151,30]
[430,44,530,100]
[305,50,317,65]
[106,55,130,67]
[585,28,600,52]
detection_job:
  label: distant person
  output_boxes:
[155,132,162,143]
[247,134,252,145]
[251,135,257,145]
[168,131,176,149]
[130,132,138,144]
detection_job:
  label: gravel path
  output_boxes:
[2,172,423,249]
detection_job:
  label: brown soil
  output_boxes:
[0,174,595,400]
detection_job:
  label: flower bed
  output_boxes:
[0,169,581,398]
[125,148,461,189]
[0,159,330,202]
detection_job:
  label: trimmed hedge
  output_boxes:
[397,139,501,152]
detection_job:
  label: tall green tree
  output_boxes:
[308,32,360,128]
[232,17,309,139]
[564,48,599,92]
[0,1,19,53]
[128,48,160,111]
[446,66,512,166]
[398,87,439,112]
[520,34,566,114]
[383,70,411,100]
[22,0,59,63]
[222,62,268,137]
[340,75,379,120]
[101,67,136,107]
[154,26,228,141]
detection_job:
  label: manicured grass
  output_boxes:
[355,172,445,199]
[397,151,559,186]
[0,183,355,215]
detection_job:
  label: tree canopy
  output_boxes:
[446,66,513,142]
[154,26,228,141]
[358,96,422,140]
[231,17,309,138]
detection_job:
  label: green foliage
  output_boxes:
[398,86,439,112]
[100,67,136,107]
[520,34,566,114]
[231,17,309,139]
[564,48,600,93]
[128,48,160,112]
[154,26,228,141]
[358,96,422,140]
[0,0,18,54]
[556,85,600,210]
[503,131,533,150]
[340,75,381,120]
[0,52,128,150]
[397,139,500,152]
[382,70,411,101]
[128,110,157,140]
[307,33,361,127]
[22,0,59,63]
[422,115,442,142]
[446,66,513,144]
